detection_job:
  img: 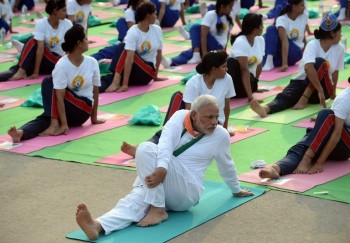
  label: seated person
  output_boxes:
[151,0,186,28]
[0,0,15,34]
[11,0,34,12]
[67,0,92,34]
[337,0,349,21]
[260,84,350,178]
[75,94,253,240]
[251,12,344,117]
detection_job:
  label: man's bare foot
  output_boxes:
[7,126,23,143]
[121,141,137,157]
[105,83,120,92]
[259,164,280,179]
[76,203,102,240]
[293,155,312,174]
[292,96,308,110]
[137,206,168,227]
[9,69,27,81]
[39,124,60,136]
[308,163,323,174]
[250,100,267,118]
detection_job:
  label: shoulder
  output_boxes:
[256,36,265,44]
[212,125,230,143]
[84,55,99,66]
[151,24,162,34]
[203,10,216,22]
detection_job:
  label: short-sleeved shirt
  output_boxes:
[33,18,73,57]
[202,10,232,48]
[159,0,184,11]
[124,24,163,65]
[331,87,350,126]
[276,12,308,49]
[230,35,265,77]
[67,0,91,31]
[0,0,14,24]
[124,7,135,23]
[294,39,344,83]
[183,73,236,123]
[53,55,100,102]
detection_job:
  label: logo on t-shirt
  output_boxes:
[71,75,85,92]
[49,36,60,48]
[289,29,299,41]
[248,56,258,67]
[76,11,85,24]
[139,41,152,56]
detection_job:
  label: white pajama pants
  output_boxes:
[98,142,203,235]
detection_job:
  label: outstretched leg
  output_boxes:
[250,100,269,118]
[259,164,281,179]
[121,141,137,157]
[137,205,168,227]
[76,203,103,240]
[7,126,23,143]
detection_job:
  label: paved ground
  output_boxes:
[1,151,350,243]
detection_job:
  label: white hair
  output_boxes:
[191,95,219,112]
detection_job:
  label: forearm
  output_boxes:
[155,50,162,78]
[315,132,341,165]
[305,66,323,92]
[180,5,186,25]
[281,41,289,66]
[223,101,230,129]
[56,93,68,125]
[255,64,262,80]
[122,54,134,86]
[91,87,99,121]
[241,69,253,100]
[34,46,44,74]
[158,4,166,23]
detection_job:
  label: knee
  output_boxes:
[135,142,158,160]
[41,76,53,89]
[314,57,326,69]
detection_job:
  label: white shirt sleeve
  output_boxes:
[52,57,69,89]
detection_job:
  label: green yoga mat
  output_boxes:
[66,181,265,242]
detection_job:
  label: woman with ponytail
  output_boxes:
[161,0,234,67]
[227,13,264,102]
[0,0,72,81]
[7,24,105,143]
[251,12,344,118]
[262,0,308,72]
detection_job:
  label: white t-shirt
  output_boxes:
[67,0,91,31]
[183,73,236,123]
[124,24,163,65]
[229,35,265,77]
[294,39,344,83]
[276,12,308,49]
[159,0,184,11]
[53,55,101,102]
[331,87,350,126]
[34,18,73,57]
[0,0,14,24]
[202,10,232,48]
[230,0,240,20]
[156,110,242,194]
[124,7,135,23]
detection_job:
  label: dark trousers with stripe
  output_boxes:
[20,77,92,140]
[99,43,155,93]
[267,58,333,114]
[277,109,350,175]
[227,57,258,98]
[18,37,61,76]
[148,91,185,144]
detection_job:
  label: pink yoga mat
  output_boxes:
[160,63,198,74]
[88,36,109,48]
[92,10,118,20]
[0,112,132,154]
[96,126,267,167]
[259,65,299,82]
[98,77,181,106]
[0,96,25,110]
[163,43,191,55]
[0,75,46,91]
[293,119,315,129]
[238,159,350,192]
[337,81,349,89]
[0,57,16,63]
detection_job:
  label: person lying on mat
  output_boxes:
[99,2,163,93]
[251,12,344,118]
[259,85,350,178]
[90,0,145,61]
[227,13,265,103]
[75,95,253,240]
[161,0,235,67]
[262,0,309,72]
[0,0,72,82]
[7,24,105,142]
[122,50,236,157]
[150,0,186,28]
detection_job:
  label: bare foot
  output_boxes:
[293,155,312,174]
[39,124,60,136]
[121,141,137,157]
[308,163,323,174]
[9,69,27,81]
[53,126,69,136]
[259,164,280,179]
[137,206,168,227]
[76,203,102,240]
[0,103,4,108]
[250,100,267,118]
[7,126,23,143]
[105,83,120,92]
[292,96,308,110]
[116,85,129,92]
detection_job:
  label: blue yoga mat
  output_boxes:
[66,181,265,243]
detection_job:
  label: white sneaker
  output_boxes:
[200,2,207,17]
[178,26,190,40]
[11,39,24,53]
[112,0,120,6]
[337,8,346,21]
[187,52,201,64]
[161,56,172,68]
[262,55,274,71]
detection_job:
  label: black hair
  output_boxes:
[61,24,86,53]
[215,0,234,35]
[45,0,66,15]
[127,0,142,10]
[231,13,262,45]
[196,50,228,75]
[135,2,156,23]
[314,23,341,40]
